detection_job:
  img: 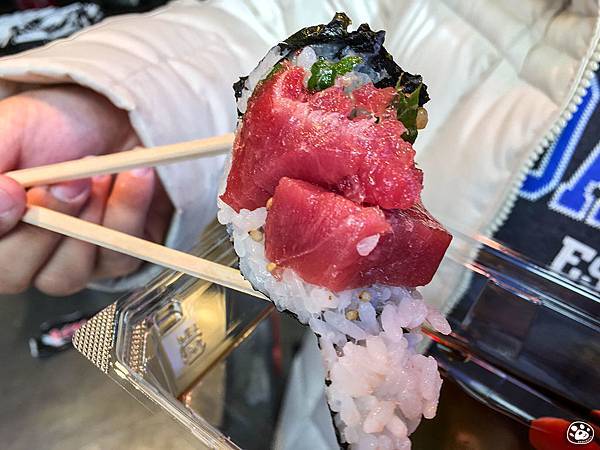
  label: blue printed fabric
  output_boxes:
[495,74,600,293]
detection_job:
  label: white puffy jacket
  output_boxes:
[1,1,597,449]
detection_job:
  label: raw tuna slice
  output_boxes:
[351,83,396,117]
[220,62,423,212]
[308,86,354,115]
[357,204,452,288]
[265,178,452,292]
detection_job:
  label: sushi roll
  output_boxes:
[218,13,452,449]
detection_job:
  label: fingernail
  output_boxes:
[50,179,90,202]
[130,167,153,177]
[0,187,17,217]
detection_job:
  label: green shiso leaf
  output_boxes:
[307,58,336,91]
[333,56,363,76]
[394,82,422,144]
[307,56,363,92]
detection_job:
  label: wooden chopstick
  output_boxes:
[6,133,234,187]
[5,133,263,299]
[22,205,266,301]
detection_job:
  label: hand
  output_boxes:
[0,85,173,295]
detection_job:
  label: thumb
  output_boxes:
[0,175,26,236]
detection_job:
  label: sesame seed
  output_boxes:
[266,197,274,210]
[358,290,371,302]
[248,229,263,242]
[416,107,428,129]
[345,310,359,321]
[266,262,277,273]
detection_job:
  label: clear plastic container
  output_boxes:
[442,229,600,412]
[73,221,600,449]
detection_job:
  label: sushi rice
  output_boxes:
[221,41,450,450]
[218,200,450,449]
